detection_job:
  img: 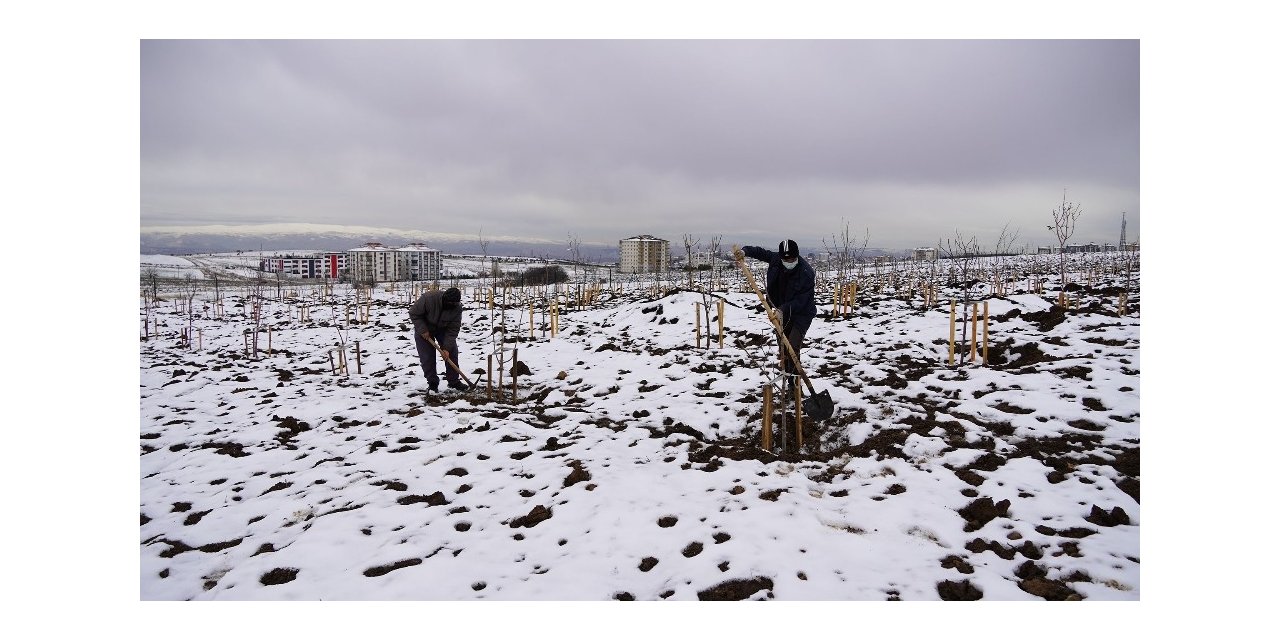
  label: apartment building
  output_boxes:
[396,243,443,281]
[912,247,938,261]
[260,252,346,279]
[618,235,670,274]
[344,242,443,283]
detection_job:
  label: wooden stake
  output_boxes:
[268,327,272,357]
[717,299,725,349]
[794,382,804,449]
[982,301,989,366]
[970,303,979,362]
[695,303,701,347]
[762,384,773,451]
[511,348,519,403]
[948,300,956,365]
[487,354,493,400]
[356,340,362,374]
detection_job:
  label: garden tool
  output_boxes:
[420,332,480,392]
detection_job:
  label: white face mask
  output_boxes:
[782,258,798,270]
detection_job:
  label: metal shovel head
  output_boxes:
[802,389,835,421]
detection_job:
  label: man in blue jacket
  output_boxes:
[736,239,817,386]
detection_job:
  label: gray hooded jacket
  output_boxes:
[409,290,462,340]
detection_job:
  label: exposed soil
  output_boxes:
[142,272,1139,601]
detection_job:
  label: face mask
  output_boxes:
[782,258,798,270]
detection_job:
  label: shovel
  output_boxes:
[420,332,480,392]
[732,245,835,421]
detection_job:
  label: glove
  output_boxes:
[733,248,745,262]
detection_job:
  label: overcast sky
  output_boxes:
[141,39,1138,251]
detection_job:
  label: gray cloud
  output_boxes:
[142,39,1139,251]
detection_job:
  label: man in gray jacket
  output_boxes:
[409,286,466,392]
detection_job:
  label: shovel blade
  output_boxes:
[802,389,835,421]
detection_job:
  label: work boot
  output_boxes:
[447,380,468,392]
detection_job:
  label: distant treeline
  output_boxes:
[507,265,570,286]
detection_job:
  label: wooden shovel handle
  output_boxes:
[421,332,474,387]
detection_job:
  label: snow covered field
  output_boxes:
[140,252,1140,602]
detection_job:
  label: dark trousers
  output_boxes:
[414,330,460,387]
[778,316,813,378]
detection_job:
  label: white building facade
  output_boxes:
[395,244,443,282]
[260,252,347,279]
[912,247,938,262]
[343,243,442,283]
[346,243,396,283]
[619,235,670,274]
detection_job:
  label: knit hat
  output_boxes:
[779,239,799,261]
[443,287,461,305]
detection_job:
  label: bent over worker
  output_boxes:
[408,286,467,393]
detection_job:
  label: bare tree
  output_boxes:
[821,220,870,315]
[682,234,700,289]
[478,227,491,291]
[1048,189,1084,305]
[248,267,268,356]
[705,235,722,291]
[993,221,1021,296]
[180,273,200,348]
[686,235,726,349]
[940,230,981,365]
[1125,232,1137,294]
[143,266,160,302]
[567,233,584,285]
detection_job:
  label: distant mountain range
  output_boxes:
[139,223,912,263]
[140,223,621,262]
